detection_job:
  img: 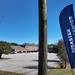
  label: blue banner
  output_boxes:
[59,4,75,68]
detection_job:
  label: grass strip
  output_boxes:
[48,64,75,75]
[0,71,26,75]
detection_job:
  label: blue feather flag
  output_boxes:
[59,4,75,68]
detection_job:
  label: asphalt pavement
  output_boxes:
[0,52,60,75]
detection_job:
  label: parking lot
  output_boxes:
[0,53,60,75]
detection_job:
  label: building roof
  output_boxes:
[11,46,26,50]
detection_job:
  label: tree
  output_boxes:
[48,44,55,53]
[0,41,11,58]
[56,39,68,68]
[10,42,19,46]
[53,44,59,53]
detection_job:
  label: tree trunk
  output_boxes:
[64,59,66,68]
[0,54,2,58]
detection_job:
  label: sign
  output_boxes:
[59,4,75,68]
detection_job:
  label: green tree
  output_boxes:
[48,44,56,53]
[53,44,59,53]
[10,42,19,46]
[0,41,11,58]
[48,44,54,50]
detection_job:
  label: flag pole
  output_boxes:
[38,0,48,75]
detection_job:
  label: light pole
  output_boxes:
[38,0,48,75]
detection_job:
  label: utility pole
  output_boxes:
[38,0,48,75]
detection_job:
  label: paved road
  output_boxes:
[0,53,60,75]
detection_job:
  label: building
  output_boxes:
[11,46,27,53]
[11,43,38,53]
[21,43,38,52]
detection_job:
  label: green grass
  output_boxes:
[0,71,26,75]
[48,64,75,75]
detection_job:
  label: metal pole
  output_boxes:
[38,0,48,75]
